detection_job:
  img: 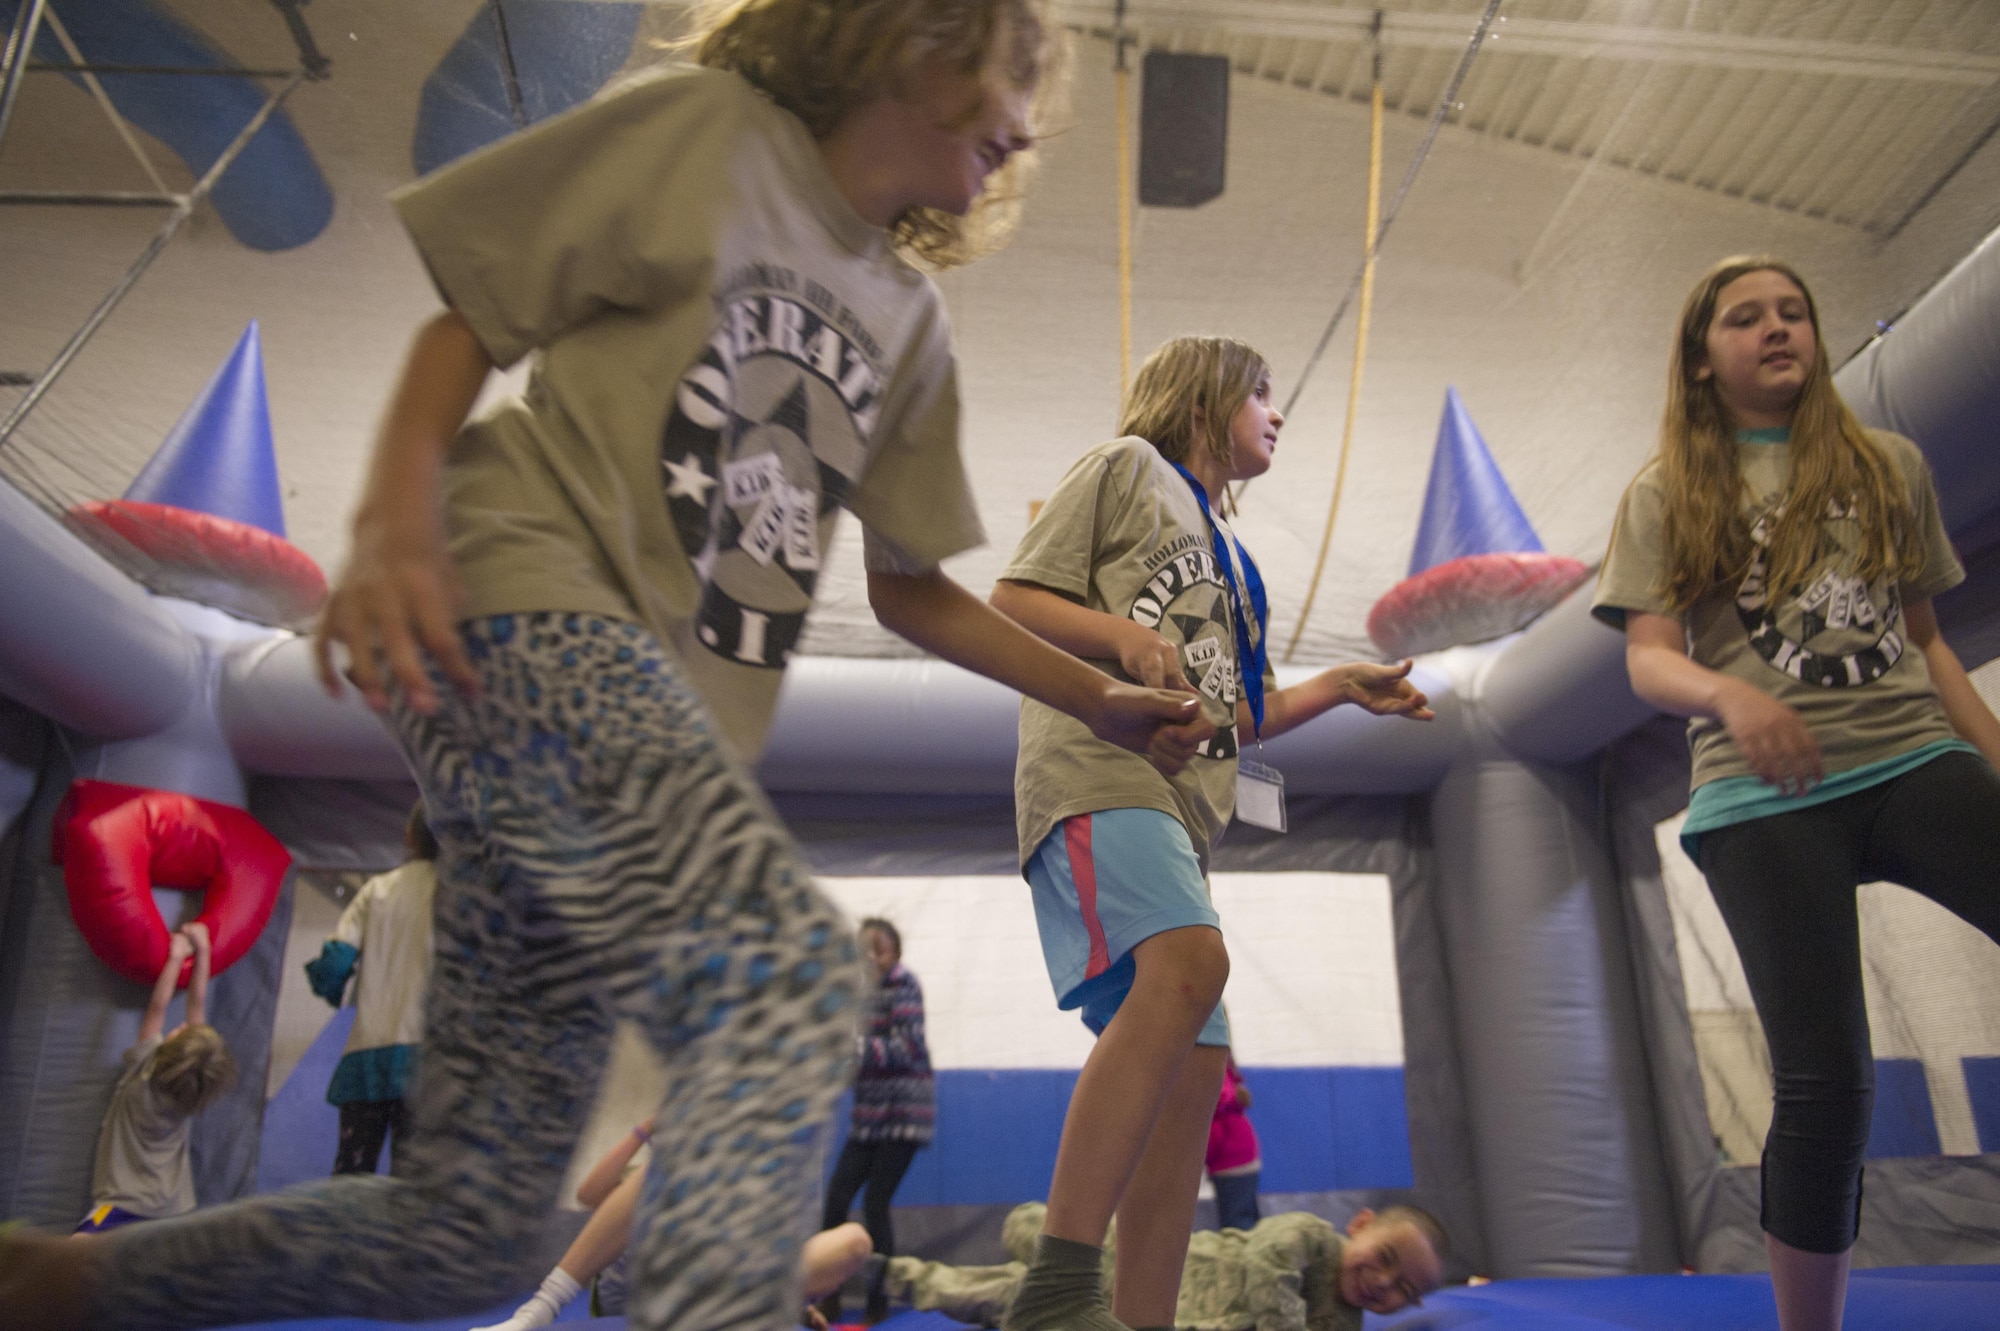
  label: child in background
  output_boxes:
[76,923,237,1234]
[304,803,438,1176]
[0,0,1205,1324]
[1595,256,2000,1331]
[476,1118,874,1330]
[1204,1053,1259,1233]
[820,917,935,1324]
[991,336,1433,1331]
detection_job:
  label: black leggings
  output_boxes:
[1698,749,2000,1254]
[332,1098,411,1177]
[822,1138,921,1256]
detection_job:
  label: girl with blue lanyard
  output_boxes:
[991,336,1433,1331]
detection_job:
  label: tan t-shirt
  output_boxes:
[393,64,983,758]
[1593,430,1963,789]
[91,1035,195,1219]
[1007,438,1274,871]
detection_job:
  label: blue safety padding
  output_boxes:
[0,0,332,251]
[214,1271,2000,1329]
[124,322,287,534]
[256,1006,358,1193]
[1965,1056,2000,1152]
[1367,1265,2000,1330]
[825,1066,1413,1208]
[1406,386,1543,577]
[1867,1057,1942,1159]
[411,1,644,177]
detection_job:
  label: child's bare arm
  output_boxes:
[576,1119,654,1209]
[314,309,495,714]
[1625,610,1822,794]
[182,922,212,1028]
[1240,660,1434,744]
[872,569,1211,775]
[1907,598,2000,765]
[140,932,194,1045]
[991,579,1190,693]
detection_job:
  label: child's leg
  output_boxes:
[572,689,862,1331]
[803,1224,874,1301]
[333,1100,393,1175]
[1864,750,2000,941]
[858,1140,920,1257]
[1700,808,1867,1331]
[823,1140,874,1234]
[1042,926,1229,1248]
[1108,1042,1226,1328]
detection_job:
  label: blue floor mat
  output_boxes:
[212,1270,2000,1330]
[1366,1264,2000,1330]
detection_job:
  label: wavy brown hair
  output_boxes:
[1120,336,1270,515]
[682,0,1064,270]
[1647,256,1918,612]
[151,1023,238,1117]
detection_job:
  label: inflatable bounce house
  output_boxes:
[5,2,2000,1327]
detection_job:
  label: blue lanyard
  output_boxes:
[1171,463,1269,736]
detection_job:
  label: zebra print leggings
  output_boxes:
[91,614,863,1331]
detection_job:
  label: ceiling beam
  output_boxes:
[1056,1,2000,86]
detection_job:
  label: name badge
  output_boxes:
[1236,758,1288,833]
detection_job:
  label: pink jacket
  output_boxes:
[1205,1059,1260,1173]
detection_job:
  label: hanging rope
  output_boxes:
[1280,0,1503,420]
[1114,0,1134,402]
[1284,18,1382,663]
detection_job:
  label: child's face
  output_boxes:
[1224,372,1282,482]
[861,926,899,978]
[1697,269,1816,426]
[1338,1216,1443,1313]
[891,46,1035,217]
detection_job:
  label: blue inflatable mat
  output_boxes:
[1368,1264,2000,1330]
[211,1270,2000,1330]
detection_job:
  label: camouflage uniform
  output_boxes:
[885,1202,1359,1331]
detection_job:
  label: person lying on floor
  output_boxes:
[886,1200,1447,1331]
[474,1120,874,1330]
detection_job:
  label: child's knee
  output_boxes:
[1136,926,1228,1011]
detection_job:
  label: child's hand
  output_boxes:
[1338,660,1434,721]
[1091,684,1213,776]
[1116,623,1192,693]
[181,921,211,953]
[1717,679,1822,795]
[166,931,195,964]
[315,499,476,715]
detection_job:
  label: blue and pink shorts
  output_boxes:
[1025,807,1229,1046]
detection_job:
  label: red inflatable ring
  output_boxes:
[52,779,291,989]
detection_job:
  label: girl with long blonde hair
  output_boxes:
[0,3,1209,1328]
[992,336,1432,1331]
[1595,258,2000,1331]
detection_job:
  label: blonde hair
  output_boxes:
[1120,337,1271,511]
[1645,256,1918,612]
[681,0,1065,269]
[150,1024,238,1118]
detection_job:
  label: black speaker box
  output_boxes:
[1139,51,1230,208]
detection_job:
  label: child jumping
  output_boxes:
[76,923,237,1235]
[991,336,1432,1331]
[1595,256,2000,1331]
[0,1,1203,1328]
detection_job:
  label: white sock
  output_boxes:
[470,1267,584,1331]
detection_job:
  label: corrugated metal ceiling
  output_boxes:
[1055,0,2000,236]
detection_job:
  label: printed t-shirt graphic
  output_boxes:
[392,64,983,759]
[661,279,885,671]
[1008,438,1276,873]
[1592,430,1964,788]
